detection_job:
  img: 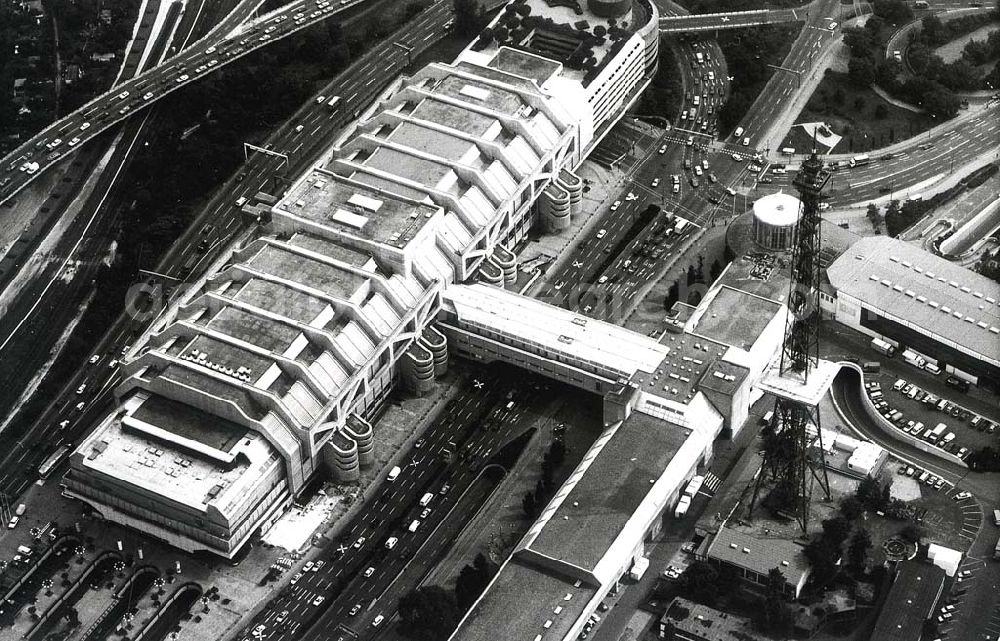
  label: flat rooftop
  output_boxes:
[692,285,782,350]
[719,253,791,303]
[489,47,562,86]
[287,233,374,269]
[437,74,525,116]
[388,121,476,163]
[246,244,368,301]
[131,394,247,452]
[662,598,767,641]
[78,396,278,511]
[631,334,728,402]
[205,306,299,355]
[231,278,331,326]
[444,284,671,382]
[527,411,691,571]
[410,98,497,138]
[277,169,438,248]
[453,559,596,641]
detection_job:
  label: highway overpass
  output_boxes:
[659,8,805,33]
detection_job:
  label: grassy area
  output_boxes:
[784,70,938,154]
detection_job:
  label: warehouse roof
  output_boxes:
[827,236,1000,363]
[870,561,945,641]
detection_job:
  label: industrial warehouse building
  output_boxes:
[826,236,1000,391]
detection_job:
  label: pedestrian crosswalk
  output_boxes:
[703,472,722,494]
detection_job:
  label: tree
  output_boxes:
[874,104,889,119]
[665,281,680,310]
[399,586,460,640]
[723,242,736,263]
[454,0,485,36]
[821,515,852,549]
[848,57,875,88]
[847,528,872,574]
[856,474,888,510]
[522,490,536,517]
[803,537,839,580]
[755,568,793,633]
[686,264,697,286]
[840,495,864,520]
[709,259,722,283]
[677,561,723,606]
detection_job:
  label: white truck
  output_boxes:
[386,466,401,482]
[902,349,927,369]
[674,495,692,518]
[684,475,705,498]
[419,492,434,507]
[629,557,649,581]
[926,423,947,444]
[870,338,896,357]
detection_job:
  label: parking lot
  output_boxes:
[863,373,998,463]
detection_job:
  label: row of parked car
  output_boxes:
[866,380,974,460]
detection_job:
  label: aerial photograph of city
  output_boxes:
[0,0,998,639]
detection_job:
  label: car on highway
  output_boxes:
[46,138,63,149]
[372,615,385,627]
[651,177,659,188]
[415,438,425,448]
[610,200,620,212]
[385,536,398,549]
[264,25,276,33]
[598,275,608,284]
[758,176,773,184]
[408,519,421,532]
[117,91,129,100]
[596,228,607,239]
[742,137,750,146]
[275,610,288,623]
[658,144,667,154]
[208,59,218,67]
[420,507,432,519]
[7,516,19,529]
[80,122,91,130]
[694,166,703,176]
[672,183,680,194]
[312,596,324,606]
[349,604,361,616]
[440,483,450,495]
[354,536,366,548]
[303,561,314,572]
[253,625,265,635]
[119,106,130,115]
[295,124,304,132]
[89,354,100,364]
[76,383,87,394]
[364,566,375,577]
[205,46,217,54]
[290,572,302,584]
[59,420,70,429]
[731,153,741,161]
[75,402,85,411]
[68,137,80,147]
[176,74,189,83]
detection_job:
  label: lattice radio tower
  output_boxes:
[749,148,834,533]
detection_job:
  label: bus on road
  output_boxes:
[38,445,71,479]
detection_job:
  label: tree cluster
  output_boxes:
[521,439,567,518]
[455,553,499,610]
[803,516,851,582]
[637,39,683,122]
[840,1,975,119]
[753,568,793,635]
[398,586,461,641]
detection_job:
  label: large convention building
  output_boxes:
[62,0,662,559]
[826,236,1000,391]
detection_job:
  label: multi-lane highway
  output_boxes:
[240,367,550,641]
[0,0,370,204]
